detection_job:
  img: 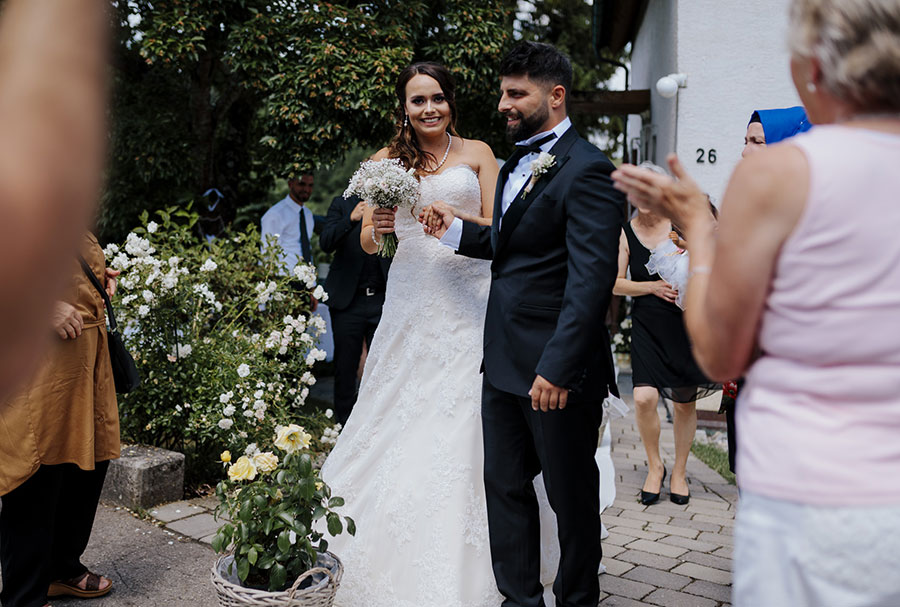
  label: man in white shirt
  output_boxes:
[260,174,317,271]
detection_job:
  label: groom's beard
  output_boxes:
[504,103,550,142]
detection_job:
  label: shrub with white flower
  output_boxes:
[613,301,632,355]
[107,208,336,486]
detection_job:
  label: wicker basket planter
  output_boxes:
[211,552,342,607]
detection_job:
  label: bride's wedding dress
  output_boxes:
[321,165,609,607]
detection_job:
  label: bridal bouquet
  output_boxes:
[344,158,419,257]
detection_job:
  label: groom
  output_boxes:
[425,42,623,606]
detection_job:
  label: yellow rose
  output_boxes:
[315,481,323,491]
[274,424,312,453]
[220,450,232,463]
[274,489,283,501]
[227,455,257,481]
[253,451,279,474]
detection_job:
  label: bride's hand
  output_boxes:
[420,201,455,239]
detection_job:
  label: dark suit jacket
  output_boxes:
[320,194,390,311]
[458,126,624,401]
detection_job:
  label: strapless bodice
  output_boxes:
[394,164,483,241]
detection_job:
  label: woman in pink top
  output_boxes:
[612,0,900,605]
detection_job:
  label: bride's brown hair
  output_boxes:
[388,62,460,172]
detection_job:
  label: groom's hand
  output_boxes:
[529,375,569,411]
[419,201,455,239]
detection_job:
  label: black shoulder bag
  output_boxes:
[79,257,140,393]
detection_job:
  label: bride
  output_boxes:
[320,62,601,607]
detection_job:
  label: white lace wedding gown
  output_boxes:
[321,164,604,607]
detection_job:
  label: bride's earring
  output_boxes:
[403,114,409,128]
[807,81,817,93]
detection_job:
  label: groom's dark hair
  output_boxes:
[499,42,573,103]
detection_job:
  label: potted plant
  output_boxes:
[210,423,354,605]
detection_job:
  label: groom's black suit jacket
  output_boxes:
[458,125,624,402]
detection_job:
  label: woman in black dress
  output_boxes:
[614,203,717,505]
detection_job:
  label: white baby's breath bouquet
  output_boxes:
[343,158,419,257]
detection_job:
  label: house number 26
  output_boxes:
[696,148,717,164]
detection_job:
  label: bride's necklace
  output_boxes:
[422,132,452,173]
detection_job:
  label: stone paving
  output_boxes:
[597,376,736,606]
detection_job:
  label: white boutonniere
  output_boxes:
[522,152,556,198]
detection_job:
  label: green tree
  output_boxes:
[514,0,629,156]
[102,1,513,243]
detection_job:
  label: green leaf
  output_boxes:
[328,496,344,508]
[270,563,288,591]
[326,512,342,536]
[248,546,258,565]
[298,477,315,500]
[237,557,250,582]
[277,530,291,553]
[346,516,357,536]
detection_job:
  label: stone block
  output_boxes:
[167,513,220,540]
[623,565,691,590]
[671,562,732,585]
[100,444,184,509]
[644,588,717,607]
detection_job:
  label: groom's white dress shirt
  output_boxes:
[439,116,572,250]
[260,194,316,273]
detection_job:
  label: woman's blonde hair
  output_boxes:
[789,0,900,113]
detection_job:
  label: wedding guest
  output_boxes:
[0,233,120,607]
[0,0,108,401]
[721,105,813,475]
[612,0,900,603]
[261,174,319,270]
[613,169,717,505]
[320,194,391,424]
[742,106,811,158]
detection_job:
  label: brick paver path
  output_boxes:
[599,377,737,606]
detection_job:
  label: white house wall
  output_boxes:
[629,0,801,201]
[628,0,678,170]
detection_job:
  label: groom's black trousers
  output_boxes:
[481,376,604,607]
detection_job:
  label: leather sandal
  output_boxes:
[47,571,112,599]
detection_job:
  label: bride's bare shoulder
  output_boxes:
[370,147,392,161]
[456,138,497,170]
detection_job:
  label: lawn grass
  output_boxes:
[691,441,736,485]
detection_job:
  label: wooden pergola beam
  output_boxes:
[570,89,651,116]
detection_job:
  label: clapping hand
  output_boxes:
[350,200,368,222]
[612,154,710,233]
[419,200,456,239]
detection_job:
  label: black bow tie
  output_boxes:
[515,133,557,155]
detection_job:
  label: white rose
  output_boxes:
[138,305,150,317]
[237,364,250,378]
[147,221,159,233]
[217,418,234,430]
[223,405,236,417]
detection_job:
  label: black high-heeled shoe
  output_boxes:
[640,465,666,505]
[670,479,691,505]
